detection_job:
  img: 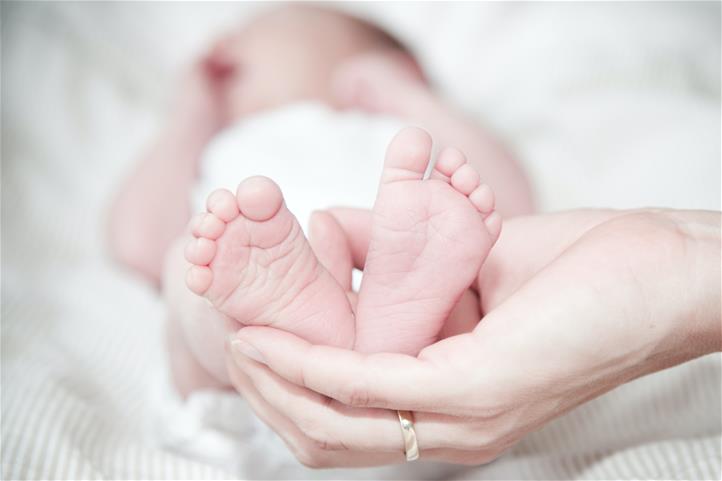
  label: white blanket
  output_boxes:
[192,103,404,228]
[2,2,720,479]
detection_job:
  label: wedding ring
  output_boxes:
[396,410,419,461]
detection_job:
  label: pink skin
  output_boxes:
[158,204,623,396]
[108,58,229,283]
[202,6,412,120]
[307,208,483,339]
[224,208,721,468]
[109,6,530,394]
[162,206,362,395]
[109,7,415,285]
[184,176,356,349]
[307,211,355,293]
[183,128,498,362]
[354,127,500,355]
[332,52,534,218]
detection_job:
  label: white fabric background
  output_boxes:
[2,2,720,479]
[192,103,405,229]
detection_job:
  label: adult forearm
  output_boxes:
[633,209,722,374]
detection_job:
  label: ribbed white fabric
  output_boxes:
[2,2,720,480]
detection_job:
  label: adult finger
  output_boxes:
[232,345,405,453]
[233,353,507,466]
[439,288,481,339]
[307,211,353,290]
[225,352,314,463]
[226,352,403,468]
[234,346,517,453]
[326,207,372,269]
[231,326,476,413]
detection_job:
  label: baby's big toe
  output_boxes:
[381,127,433,183]
[236,176,284,222]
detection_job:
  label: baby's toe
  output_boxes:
[184,237,216,265]
[483,211,502,243]
[433,147,466,180]
[450,164,481,195]
[207,189,240,222]
[192,212,226,240]
[469,184,495,214]
[236,176,284,222]
[188,213,205,235]
[185,265,213,295]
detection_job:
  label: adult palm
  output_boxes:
[225,208,720,468]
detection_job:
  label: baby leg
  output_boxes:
[162,236,238,396]
[333,53,534,218]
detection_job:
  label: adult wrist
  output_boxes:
[687,212,721,354]
[663,209,721,357]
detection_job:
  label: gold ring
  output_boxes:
[397,410,419,461]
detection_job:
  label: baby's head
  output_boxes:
[206,6,422,119]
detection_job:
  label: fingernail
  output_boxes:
[231,339,266,365]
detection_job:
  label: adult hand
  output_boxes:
[225,209,720,468]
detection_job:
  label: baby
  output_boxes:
[110,5,533,397]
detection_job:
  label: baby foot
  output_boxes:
[354,127,501,355]
[184,176,355,348]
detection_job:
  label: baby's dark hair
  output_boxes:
[328,8,424,80]
[353,14,413,56]
[270,4,415,58]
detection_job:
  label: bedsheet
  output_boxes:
[2,2,720,479]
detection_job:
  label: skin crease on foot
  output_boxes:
[109,5,425,285]
[110,5,536,393]
[184,176,356,349]
[183,127,500,357]
[354,127,500,355]
[223,208,721,469]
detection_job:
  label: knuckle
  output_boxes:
[293,413,318,437]
[455,424,501,450]
[472,415,522,450]
[306,429,349,451]
[594,211,690,260]
[308,434,343,452]
[302,427,344,452]
[294,416,347,453]
[340,380,375,408]
[293,445,327,469]
[441,414,516,452]
[347,389,371,408]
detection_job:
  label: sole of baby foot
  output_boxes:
[184,176,355,348]
[354,127,500,355]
